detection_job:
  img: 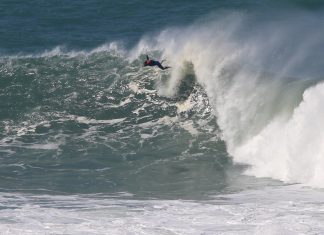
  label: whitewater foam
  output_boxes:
[234,82,324,186]
[1,185,324,235]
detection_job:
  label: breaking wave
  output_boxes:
[1,9,324,192]
[130,10,324,186]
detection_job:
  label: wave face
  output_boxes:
[138,10,324,187]
[1,45,242,198]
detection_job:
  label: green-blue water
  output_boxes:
[2,1,324,234]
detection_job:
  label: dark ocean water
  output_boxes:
[2,0,324,54]
[2,1,324,234]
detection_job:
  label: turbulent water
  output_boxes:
[2,1,324,234]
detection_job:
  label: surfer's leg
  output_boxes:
[152,61,170,70]
[155,62,165,70]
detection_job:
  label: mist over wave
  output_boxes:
[129,10,324,186]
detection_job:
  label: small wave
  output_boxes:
[0,42,126,59]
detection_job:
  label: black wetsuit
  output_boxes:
[148,60,165,70]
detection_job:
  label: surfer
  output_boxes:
[143,55,170,70]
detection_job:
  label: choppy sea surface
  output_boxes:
[1,0,324,234]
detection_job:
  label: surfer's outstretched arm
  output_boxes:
[146,55,149,60]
